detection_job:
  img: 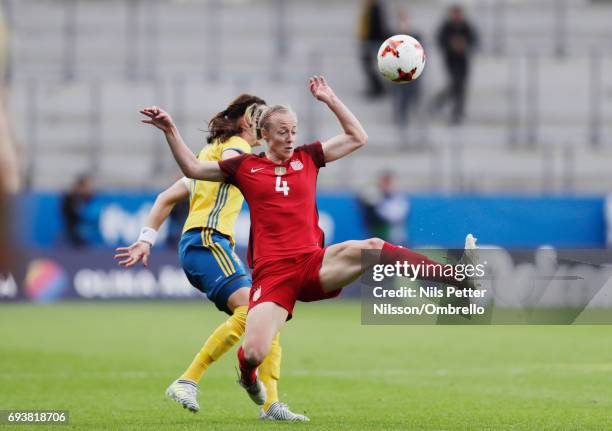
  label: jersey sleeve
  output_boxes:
[221,136,251,156]
[218,153,248,186]
[302,141,326,169]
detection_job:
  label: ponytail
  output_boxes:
[245,103,268,140]
[207,94,266,144]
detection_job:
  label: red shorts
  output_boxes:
[249,248,341,318]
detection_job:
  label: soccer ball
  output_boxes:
[377,34,426,84]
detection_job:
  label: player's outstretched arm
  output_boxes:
[309,76,368,163]
[140,106,224,181]
[114,178,189,267]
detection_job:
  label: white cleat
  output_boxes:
[259,402,310,422]
[237,377,267,406]
[460,233,481,290]
[165,379,199,413]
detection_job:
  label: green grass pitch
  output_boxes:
[1,301,611,430]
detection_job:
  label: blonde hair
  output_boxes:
[257,105,297,136]
[244,103,268,140]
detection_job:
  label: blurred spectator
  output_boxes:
[391,9,423,131]
[0,4,16,194]
[0,93,18,274]
[0,89,18,194]
[358,0,390,99]
[61,175,95,247]
[430,5,478,125]
[358,171,409,244]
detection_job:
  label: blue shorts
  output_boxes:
[179,228,251,314]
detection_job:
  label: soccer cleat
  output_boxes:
[165,379,199,413]
[259,402,310,422]
[237,377,267,406]
[460,233,481,291]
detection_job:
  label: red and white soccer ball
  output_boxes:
[377,34,426,84]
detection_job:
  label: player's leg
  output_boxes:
[450,74,467,124]
[215,236,285,412]
[176,289,290,416]
[243,327,307,421]
[255,332,308,422]
[179,283,250,385]
[166,279,250,413]
[237,301,288,405]
[240,260,310,421]
[318,238,384,292]
[232,290,285,415]
[258,333,281,411]
[167,230,250,412]
[319,234,478,293]
[176,231,297,416]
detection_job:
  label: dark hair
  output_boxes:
[207,94,266,144]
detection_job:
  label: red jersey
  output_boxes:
[219,141,326,268]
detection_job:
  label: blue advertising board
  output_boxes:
[12,192,607,249]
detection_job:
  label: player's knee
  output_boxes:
[362,237,385,250]
[247,346,268,365]
[340,238,385,261]
[243,339,270,365]
[345,238,384,252]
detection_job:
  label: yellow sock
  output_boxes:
[260,333,281,411]
[180,305,247,383]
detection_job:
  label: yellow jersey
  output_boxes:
[182,136,251,245]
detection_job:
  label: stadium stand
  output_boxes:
[5,0,612,192]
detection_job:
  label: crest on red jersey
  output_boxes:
[275,166,287,176]
[290,160,304,171]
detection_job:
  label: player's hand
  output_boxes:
[309,75,336,105]
[114,241,151,267]
[139,106,175,133]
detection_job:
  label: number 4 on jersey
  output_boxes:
[275,176,290,196]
